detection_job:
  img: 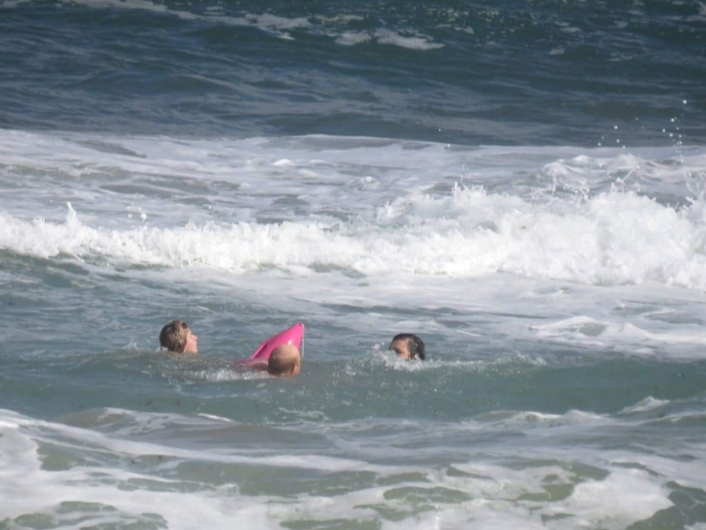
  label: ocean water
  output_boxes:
[1,1,706,529]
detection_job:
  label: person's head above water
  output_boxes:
[267,344,301,377]
[159,319,199,355]
[389,333,425,360]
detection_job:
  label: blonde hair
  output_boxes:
[267,345,301,376]
[159,320,189,353]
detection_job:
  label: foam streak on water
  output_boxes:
[0,404,701,530]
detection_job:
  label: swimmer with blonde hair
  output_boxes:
[159,319,199,356]
[158,320,300,374]
[267,344,301,377]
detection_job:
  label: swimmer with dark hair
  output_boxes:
[389,333,425,360]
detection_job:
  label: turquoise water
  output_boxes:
[1,1,706,529]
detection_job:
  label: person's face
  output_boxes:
[390,339,412,360]
[183,328,198,354]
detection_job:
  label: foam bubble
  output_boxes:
[374,29,445,50]
[532,316,706,351]
[548,467,672,527]
[619,397,670,414]
[335,31,374,46]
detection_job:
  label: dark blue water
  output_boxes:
[1,0,704,146]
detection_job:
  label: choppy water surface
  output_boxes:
[1,1,706,529]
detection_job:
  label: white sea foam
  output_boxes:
[0,409,381,473]
[549,468,672,528]
[532,316,706,352]
[508,409,607,427]
[1,408,692,530]
[335,31,374,46]
[2,183,705,291]
[619,397,670,414]
[373,29,445,50]
[0,425,275,529]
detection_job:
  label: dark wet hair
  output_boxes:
[390,333,425,360]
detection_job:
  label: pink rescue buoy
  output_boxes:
[233,323,305,366]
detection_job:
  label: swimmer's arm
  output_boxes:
[245,359,268,372]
